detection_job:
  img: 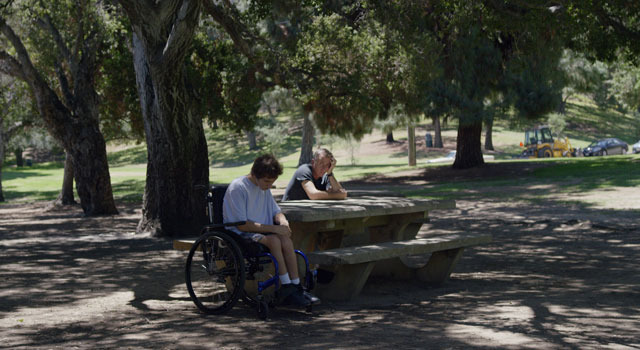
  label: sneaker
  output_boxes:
[297,284,321,305]
[279,284,310,307]
[276,284,297,304]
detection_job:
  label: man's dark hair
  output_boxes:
[251,154,283,179]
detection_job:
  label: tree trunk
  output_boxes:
[386,132,395,143]
[0,17,117,215]
[408,126,416,166]
[1,119,25,202]
[557,99,566,114]
[433,115,443,148]
[298,110,315,166]
[246,130,258,150]
[453,121,484,169]
[124,2,208,237]
[14,148,23,166]
[0,165,3,202]
[55,151,76,205]
[484,115,494,151]
[0,126,4,202]
[266,103,275,118]
[68,80,118,215]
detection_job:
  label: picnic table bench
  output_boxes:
[305,233,492,300]
[174,196,492,301]
[277,196,490,300]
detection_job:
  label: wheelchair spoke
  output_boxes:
[186,231,245,314]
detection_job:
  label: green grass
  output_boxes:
[2,94,639,204]
[1,145,415,202]
[209,151,416,188]
[402,154,640,206]
[532,156,640,190]
[563,95,639,144]
[3,146,639,206]
[1,162,148,202]
[107,144,147,166]
[1,163,65,202]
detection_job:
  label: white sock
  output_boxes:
[291,278,300,285]
[279,273,291,284]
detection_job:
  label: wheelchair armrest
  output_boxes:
[223,221,246,227]
[203,221,245,230]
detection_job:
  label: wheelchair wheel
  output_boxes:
[185,231,245,314]
[241,255,277,308]
[243,251,314,308]
[257,298,269,320]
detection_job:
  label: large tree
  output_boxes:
[118,0,209,236]
[0,1,117,214]
[0,76,28,202]
[370,1,564,169]
[204,1,389,158]
[560,1,640,63]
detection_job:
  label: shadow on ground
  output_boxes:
[0,195,638,349]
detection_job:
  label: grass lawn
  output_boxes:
[401,154,640,213]
[2,94,639,204]
[4,152,639,207]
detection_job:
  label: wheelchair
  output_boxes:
[185,185,317,319]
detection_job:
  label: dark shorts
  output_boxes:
[236,231,266,243]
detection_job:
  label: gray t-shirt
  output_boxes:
[222,176,281,235]
[282,163,329,201]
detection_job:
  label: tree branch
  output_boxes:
[162,0,201,65]
[0,50,26,80]
[54,60,74,107]
[6,120,29,139]
[203,0,279,86]
[36,14,78,75]
[119,0,201,67]
[117,0,162,52]
[0,15,72,133]
[72,0,86,62]
[0,17,39,83]
[592,6,640,44]
[203,0,253,59]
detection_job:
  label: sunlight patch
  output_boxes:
[447,324,546,347]
[552,186,640,210]
[0,291,135,327]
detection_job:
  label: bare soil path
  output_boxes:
[1,163,639,349]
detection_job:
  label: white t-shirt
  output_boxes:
[222,176,281,235]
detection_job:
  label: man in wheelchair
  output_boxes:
[223,154,319,308]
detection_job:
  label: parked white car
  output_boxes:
[632,140,640,154]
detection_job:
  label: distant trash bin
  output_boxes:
[425,133,433,148]
[26,159,33,166]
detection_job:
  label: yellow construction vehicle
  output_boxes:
[520,125,576,158]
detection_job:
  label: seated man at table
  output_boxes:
[223,154,318,307]
[282,148,347,201]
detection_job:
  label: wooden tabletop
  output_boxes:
[278,196,455,222]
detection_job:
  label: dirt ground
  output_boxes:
[1,163,639,350]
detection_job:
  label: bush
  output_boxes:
[547,112,566,137]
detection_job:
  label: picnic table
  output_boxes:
[278,196,491,301]
[174,194,492,302]
[279,196,454,252]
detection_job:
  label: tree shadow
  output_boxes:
[565,102,637,143]
[208,129,302,167]
[1,191,639,348]
[110,179,146,202]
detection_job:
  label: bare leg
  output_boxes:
[260,235,288,275]
[279,235,299,280]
